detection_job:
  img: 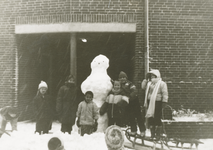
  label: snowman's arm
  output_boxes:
[99,102,108,116]
[93,103,99,120]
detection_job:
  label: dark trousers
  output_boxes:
[61,123,73,133]
[127,97,146,133]
[80,125,94,136]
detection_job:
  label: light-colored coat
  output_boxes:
[141,69,168,103]
[76,101,99,126]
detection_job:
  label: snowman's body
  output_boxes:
[81,55,113,132]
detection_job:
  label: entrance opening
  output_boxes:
[16,32,135,120]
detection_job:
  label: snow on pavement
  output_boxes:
[0,121,212,150]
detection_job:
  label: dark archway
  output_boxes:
[16,32,135,120]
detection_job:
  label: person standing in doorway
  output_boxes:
[56,75,79,134]
[141,69,168,140]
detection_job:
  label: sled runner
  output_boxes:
[124,105,204,150]
[124,127,171,150]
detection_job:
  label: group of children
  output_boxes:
[0,69,168,142]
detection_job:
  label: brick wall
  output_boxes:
[0,0,17,107]
[149,0,213,111]
[0,0,213,119]
[12,0,143,120]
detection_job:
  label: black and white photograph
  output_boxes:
[0,0,213,150]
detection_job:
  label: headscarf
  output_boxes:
[144,69,162,118]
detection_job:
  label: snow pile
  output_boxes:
[0,121,108,150]
[0,121,212,150]
[173,113,213,122]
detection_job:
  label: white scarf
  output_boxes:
[144,78,162,118]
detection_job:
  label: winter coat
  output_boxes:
[33,93,55,121]
[56,84,79,124]
[0,106,18,131]
[100,90,129,119]
[120,80,138,101]
[142,79,168,102]
[141,69,168,103]
[76,101,99,126]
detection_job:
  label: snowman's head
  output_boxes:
[91,54,109,71]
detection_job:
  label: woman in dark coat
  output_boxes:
[33,81,55,134]
[56,75,80,134]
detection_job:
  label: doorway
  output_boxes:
[16,32,135,120]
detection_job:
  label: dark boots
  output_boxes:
[150,126,156,139]
[155,126,162,141]
[150,126,162,141]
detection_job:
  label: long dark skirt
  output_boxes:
[36,117,52,133]
[147,101,162,126]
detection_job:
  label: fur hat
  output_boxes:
[105,125,125,150]
[38,81,48,89]
[118,71,127,79]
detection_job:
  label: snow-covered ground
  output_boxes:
[0,121,212,150]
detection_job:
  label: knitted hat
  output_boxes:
[48,137,65,150]
[38,81,48,89]
[105,125,125,150]
[118,71,127,79]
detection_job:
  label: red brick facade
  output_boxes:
[0,0,213,119]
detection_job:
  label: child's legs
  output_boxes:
[42,119,52,133]
[134,100,146,132]
[61,123,72,133]
[154,101,162,126]
[80,125,94,136]
[0,115,7,131]
[9,118,18,131]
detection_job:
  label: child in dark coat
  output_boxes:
[33,81,55,135]
[100,80,129,127]
[0,106,18,137]
[56,75,80,134]
[76,91,99,136]
[119,71,146,137]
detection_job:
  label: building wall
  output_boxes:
[0,0,213,116]
[0,0,17,107]
[149,0,213,111]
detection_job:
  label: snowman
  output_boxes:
[81,54,113,132]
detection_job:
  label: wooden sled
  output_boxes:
[124,128,172,150]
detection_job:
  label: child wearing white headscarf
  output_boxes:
[141,69,168,140]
